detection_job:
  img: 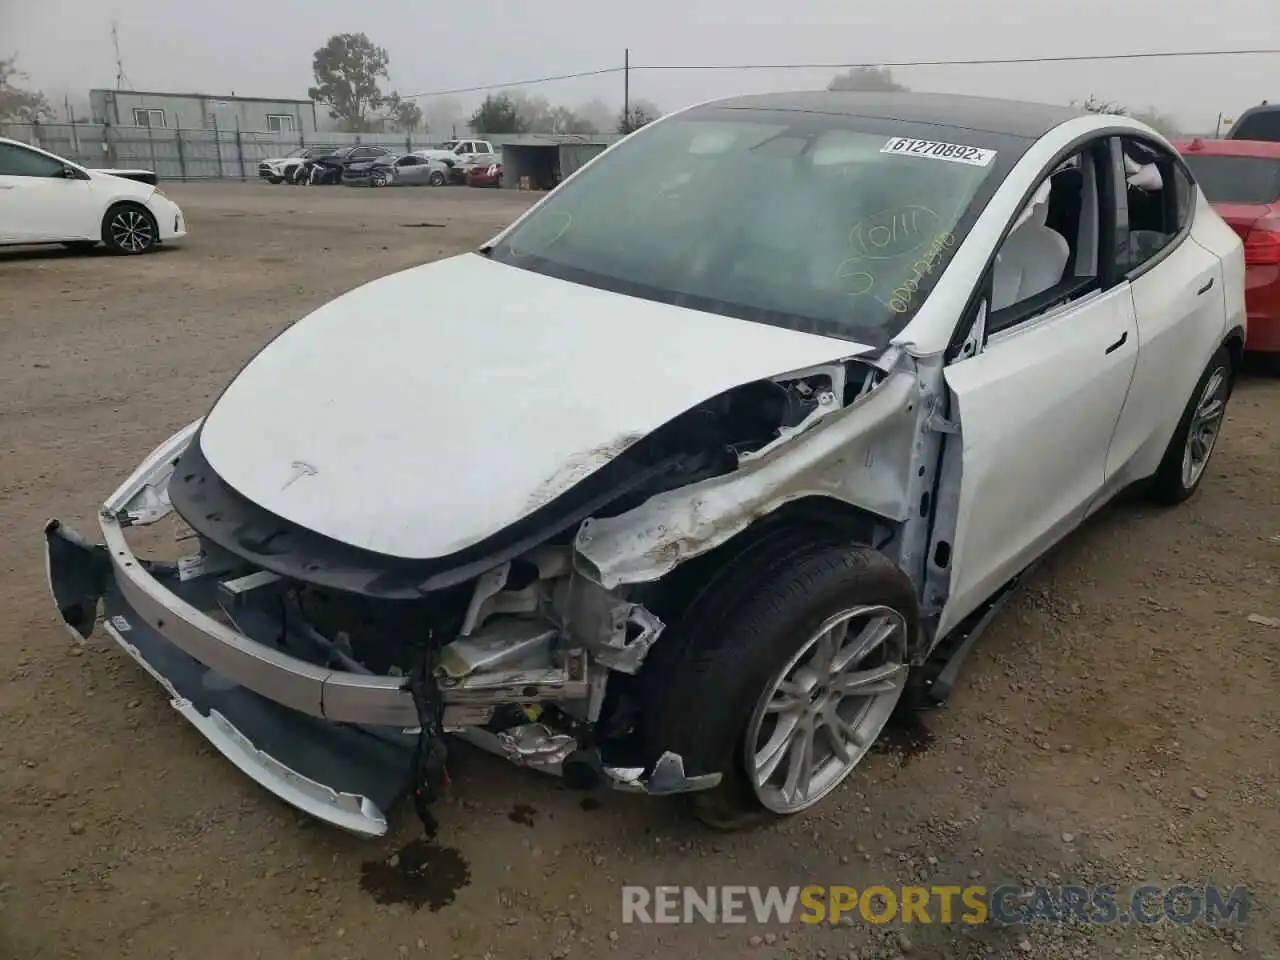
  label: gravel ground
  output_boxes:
[1,181,1277,960]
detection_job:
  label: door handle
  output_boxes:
[1197,277,1215,296]
[1105,331,1129,355]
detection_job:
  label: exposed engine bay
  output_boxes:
[46,355,914,838]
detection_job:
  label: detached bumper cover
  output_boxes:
[46,519,409,838]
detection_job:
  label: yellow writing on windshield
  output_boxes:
[849,206,940,261]
[888,232,956,313]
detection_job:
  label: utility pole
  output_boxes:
[623,48,630,128]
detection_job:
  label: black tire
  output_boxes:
[1146,345,1234,505]
[371,170,390,187]
[641,539,919,830]
[101,203,158,255]
[268,176,284,185]
[428,170,446,186]
[61,241,98,253]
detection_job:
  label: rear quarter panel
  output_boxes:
[1191,188,1248,345]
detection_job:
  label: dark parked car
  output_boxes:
[1227,103,1280,143]
[306,145,394,185]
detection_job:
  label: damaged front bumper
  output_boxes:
[43,424,719,838]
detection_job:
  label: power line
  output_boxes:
[402,46,1280,100]
[404,67,623,99]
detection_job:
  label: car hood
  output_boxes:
[86,169,155,191]
[197,254,872,560]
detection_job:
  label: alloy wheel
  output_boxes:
[1181,365,1228,489]
[744,605,909,814]
[110,209,155,253]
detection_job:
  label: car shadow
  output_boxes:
[0,244,181,263]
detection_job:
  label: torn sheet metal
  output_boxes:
[574,371,920,588]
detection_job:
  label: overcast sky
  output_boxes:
[3,0,1276,133]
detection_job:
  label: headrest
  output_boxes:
[1124,154,1163,191]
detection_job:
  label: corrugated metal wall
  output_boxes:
[0,122,623,181]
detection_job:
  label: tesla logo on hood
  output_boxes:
[281,460,318,491]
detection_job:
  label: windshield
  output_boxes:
[1183,154,1280,204]
[488,109,1006,343]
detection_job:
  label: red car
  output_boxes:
[1174,137,1280,354]
[466,162,503,188]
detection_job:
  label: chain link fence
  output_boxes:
[0,122,510,180]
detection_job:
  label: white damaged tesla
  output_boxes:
[46,91,1245,838]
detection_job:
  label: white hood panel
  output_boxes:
[199,254,868,559]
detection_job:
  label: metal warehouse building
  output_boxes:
[90,89,319,133]
[499,133,623,190]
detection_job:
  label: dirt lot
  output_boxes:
[1,181,1277,960]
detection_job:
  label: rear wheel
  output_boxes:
[101,203,158,255]
[428,170,446,186]
[642,541,917,830]
[371,169,390,187]
[1146,345,1233,505]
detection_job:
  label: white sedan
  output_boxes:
[0,136,186,254]
[45,92,1244,838]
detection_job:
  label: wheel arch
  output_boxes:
[1223,324,1246,374]
[636,495,916,652]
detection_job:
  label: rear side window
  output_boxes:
[1181,155,1280,204]
[1230,109,1280,143]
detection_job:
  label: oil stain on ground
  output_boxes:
[508,803,537,826]
[359,840,472,911]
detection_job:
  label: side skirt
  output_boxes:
[908,558,1042,709]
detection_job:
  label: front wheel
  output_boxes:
[371,170,390,187]
[101,203,158,255]
[1146,345,1234,505]
[643,542,917,830]
[267,176,284,185]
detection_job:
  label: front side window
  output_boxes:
[987,144,1104,332]
[0,143,65,177]
[488,110,1011,345]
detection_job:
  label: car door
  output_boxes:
[396,155,426,185]
[1095,136,1228,499]
[0,142,95,243]
[937,138,1140,636]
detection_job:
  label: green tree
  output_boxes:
[384,93,424,132]
[308,33,390,132]
[827,66,909,92]
[618,99,660,134]
[470,93,527,134]
[0,56,55,123]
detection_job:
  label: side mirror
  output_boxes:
[59,165,81,179]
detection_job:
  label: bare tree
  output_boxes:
[0,56,55,123]
[382,93,424,133]
[1075,94,1181,138]
[827,66,909,93]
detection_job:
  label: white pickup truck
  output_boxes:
[415,139,496,164]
